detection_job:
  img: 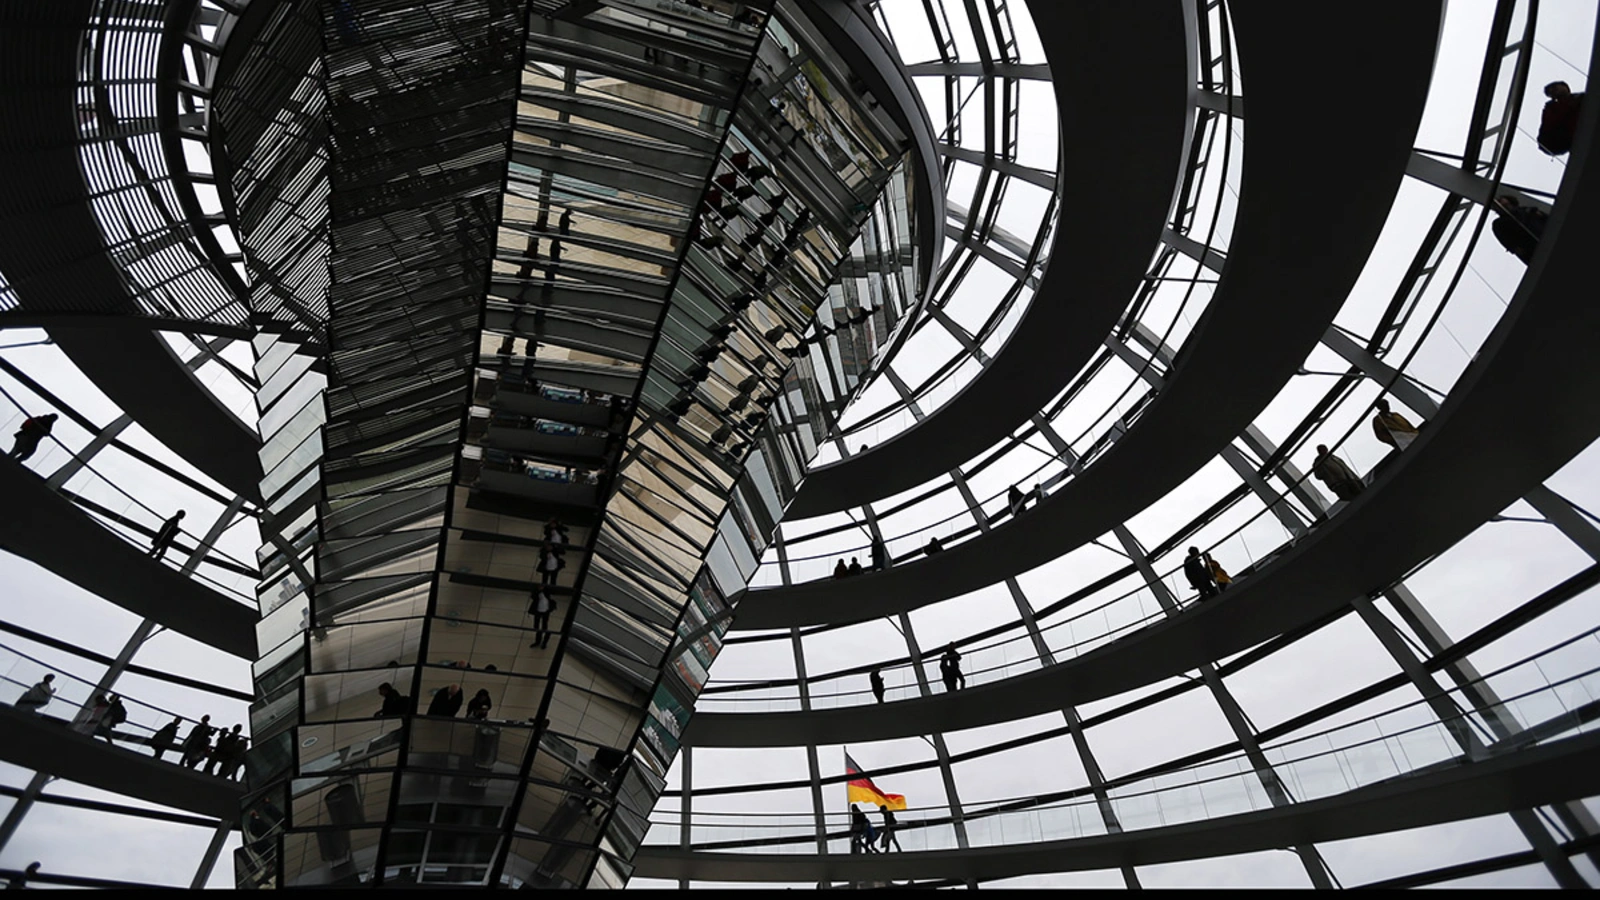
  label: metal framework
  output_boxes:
[0,0,1598,892]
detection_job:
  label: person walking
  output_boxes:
[833,559,848,579]
[1183,547,1219,601]
[77,694,111,735]
[879,804,902,852]
[1371,398,1420,452]
[850,804,878,854]
[150,716,182,760]
[870,536,888,572]
[939,643,965,692]
[374,683,411,718]
[426,684,464,717]
[94,694,128,742]
[529,588,556,649]
[1008,485,1025,517]
[181,715,216,768]
[149,510,186,560]
[466,689,493,720]
[8,413,57,464]
[846,557,863,577]
[14,674,55,713]
[1312,444,1366,501]
[869,667,885,704]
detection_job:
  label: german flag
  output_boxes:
[845,751,906,811]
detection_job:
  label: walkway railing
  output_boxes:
[650,629,1600,852]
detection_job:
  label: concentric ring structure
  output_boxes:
[1,0,1599,891]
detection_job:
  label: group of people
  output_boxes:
[850,803,902,854]
[1491,80,1584,265]
[377,681,494,721]
[833,536,893,578]
[832,557,864,578]
[425,683,495,720]
[1311,398,1424,503]
[1182,547,1233,601]
[864,644,966,701]
[158,715,249,778]
[14,674,244,778]
[1006,483,1046,517]
[531,518,569,649]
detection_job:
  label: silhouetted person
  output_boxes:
[209,724,245,777]
[375,683,411,718]
[94,694,127,742]
[850,804,878,854]
[1205,552,1232,593]
[78,694,110,735]
[847,557,863,576]
[1008,485,1025,516]
[869,667,885,703]
[7,862,40,890]
[8,413,56,463]
[1491,194,1548,265]
[427,684,464,717]
[1372,398,1420,451]
[150,716,181,760]
[879,805,902,852]
[558,208,574,235]
[924,536,944,555]
[529,588,556,649]
[181,715,215,768]
[467,689,493,720]
[833,559,848,579]
[149,510,185,560]
[1538,80,1584,156]
[1312,444,1365,502]
[14,674,54,713]
[939,643,965,692]
[870,536,888,572]
[1183,547,1219,600]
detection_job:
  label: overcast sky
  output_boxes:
[1,0,1598,890]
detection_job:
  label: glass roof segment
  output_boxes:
[653,0,1600,890]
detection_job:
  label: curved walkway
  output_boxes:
[686,77,1600,746]
[0,456,257,658]
[733,0,1443,630]
[0,704,242,821]
[634,728,1600,883]
[0,4,261,501]
[781,0,1192,518]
